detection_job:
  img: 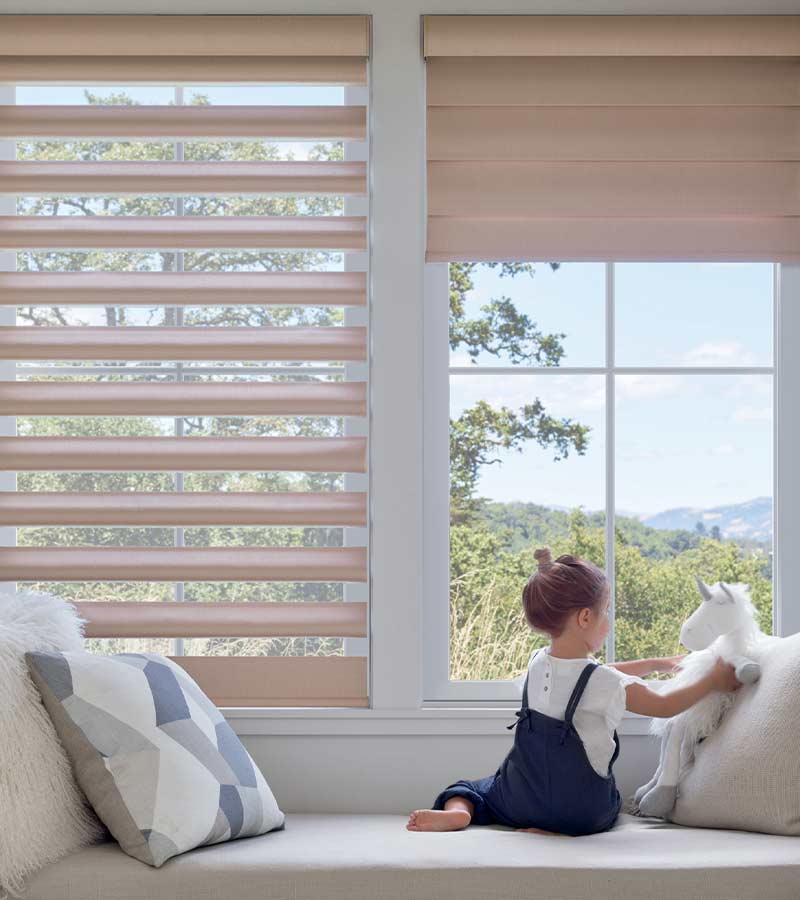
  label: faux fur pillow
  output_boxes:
[0,592,103,898]
[670,631,800,835]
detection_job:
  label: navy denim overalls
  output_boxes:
[432,657,622,836]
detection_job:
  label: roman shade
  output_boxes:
[0,14,370,708]
[423,14,800,261]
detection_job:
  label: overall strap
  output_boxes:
[521,648,543,711]
[507,649,543,730]
[563,662,599,727]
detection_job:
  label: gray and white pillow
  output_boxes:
[26,650,285,867]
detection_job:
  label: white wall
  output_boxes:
[6,0,799,813]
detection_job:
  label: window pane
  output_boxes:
[615,262,773,367]
[614,373,773,663]
[449,262,605,368]
[449,373,605,681]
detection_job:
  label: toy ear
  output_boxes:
[695,574,712,601]
[719,582,736,603]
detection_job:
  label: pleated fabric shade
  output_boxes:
[0,14,371,708]
[423,14,800,262]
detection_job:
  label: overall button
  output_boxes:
[544,686,548,691]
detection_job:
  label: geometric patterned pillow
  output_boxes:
[25,650,285,867]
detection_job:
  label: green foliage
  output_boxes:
[450,508,773,682]
[449,401,590,523]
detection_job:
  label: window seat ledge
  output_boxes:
[26,813,800,900]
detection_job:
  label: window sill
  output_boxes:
[224,707,654,737]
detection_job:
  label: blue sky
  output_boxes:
[450,262,774,517]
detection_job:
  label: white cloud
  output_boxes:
[680,341,758,367]
[709,443,738,457]
[616,373,682,400]
[732,405,772,424]
[450,373,604,416]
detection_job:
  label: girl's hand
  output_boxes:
[709,657,741,693]
[655,654,688,673]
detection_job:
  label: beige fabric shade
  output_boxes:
[0,546,367,582]
[0,381,367,416]
[171,656,368,708]
[0,107,367,140]
[0,15,370,58]
[78,601,367,638]
[0,217,367,250]
[0,161,367,196]
[0,14,371,708]
[424,14,800,261]
[0,436,367,472]
[0,271,367,307]
[0,491,368,526]
[0,57,367,86]
[0,326,367,361]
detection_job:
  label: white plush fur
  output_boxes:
[632,578,767,819]
[0,591,103,898]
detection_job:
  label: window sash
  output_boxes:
[423,261,779,704]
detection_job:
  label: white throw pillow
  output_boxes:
[0,592,103,898]
[670,632,800,835]
[26,650,286,867]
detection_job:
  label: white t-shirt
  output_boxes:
[511,646,647,778]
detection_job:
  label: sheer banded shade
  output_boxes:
[0,15,371,708]
[424,14,800,262]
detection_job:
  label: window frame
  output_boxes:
[423,259,781,705]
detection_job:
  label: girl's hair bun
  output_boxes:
[533,547,553,570]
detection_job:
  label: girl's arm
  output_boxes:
[625,657,741,718]
[607,655,686,678]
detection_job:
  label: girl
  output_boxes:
[407,547,741,836]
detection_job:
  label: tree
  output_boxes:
[448,262,591,522]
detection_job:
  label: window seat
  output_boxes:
[25,813,800,900]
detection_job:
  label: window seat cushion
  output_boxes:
[25,812,800,900]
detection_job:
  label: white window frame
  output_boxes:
[423,259,786,705]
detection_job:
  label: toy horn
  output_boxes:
[719,582,736,603]
[695,574,713,601]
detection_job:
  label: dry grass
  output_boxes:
[449,576,544,682]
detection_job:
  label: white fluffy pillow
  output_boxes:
[670,632,800,835]
[0,592,103,898]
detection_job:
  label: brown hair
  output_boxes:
[522,547,608,638]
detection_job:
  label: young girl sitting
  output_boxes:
[407,547,741,837]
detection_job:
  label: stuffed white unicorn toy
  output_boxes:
[632,576,766,819]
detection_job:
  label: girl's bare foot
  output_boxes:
[406,808,471,831]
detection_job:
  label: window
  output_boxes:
[0,14,370,708]
[424,260,775,703]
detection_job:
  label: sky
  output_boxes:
[451,261,774,517]
[14,85,775,519]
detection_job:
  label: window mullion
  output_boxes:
[0,82,16,583]
[605,261,615,664]
[172,85,185,659]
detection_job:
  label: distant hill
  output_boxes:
[642,497,772,543]
[474,496,771,561]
